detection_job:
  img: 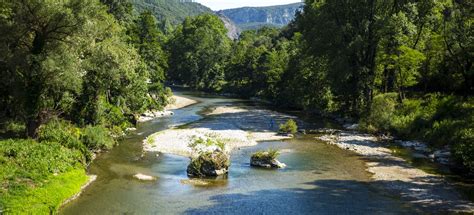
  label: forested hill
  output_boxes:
[131,0,212,25]
[218,2,304,30]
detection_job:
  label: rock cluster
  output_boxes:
[187,150,230,177]
[250,152,286,169]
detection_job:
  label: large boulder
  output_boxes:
[250,151,286,169]
[187,150,230,177]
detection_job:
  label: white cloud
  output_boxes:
[194,0,302,11]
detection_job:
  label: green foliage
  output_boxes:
[452,128,474,173]
[168,14,231,91]
[279,119,298,134]
[132,0,212,26]
[0,121,25,138]
[128,10,172,111]
[0,139,87,213]
[1,169,88,214]
[361,94,474,173]
[187,151,230,177]
[251,149,280,160]
[38,119,90,163]
[360,93,399,133]
[225,27,289,99]
[81,125,116,151]
[0,0,174,211]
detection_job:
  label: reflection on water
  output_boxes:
[60,94,417,214]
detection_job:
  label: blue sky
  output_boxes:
[194,0,302,10]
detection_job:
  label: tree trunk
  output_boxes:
[26,116,40,138]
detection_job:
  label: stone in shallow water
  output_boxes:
[250,152,286,169]
[133,173,156,181]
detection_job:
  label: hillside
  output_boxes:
[131,0,212,25]
[218,3,303,30]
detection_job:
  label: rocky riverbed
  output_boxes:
[144,99,294,157]
[317,131,474,213]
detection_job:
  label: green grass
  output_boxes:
[251,149,280,160]
[1,168,88,214]
[0,139,89,214]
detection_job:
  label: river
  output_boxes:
[60,92,418,214]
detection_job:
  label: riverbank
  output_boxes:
[138,92,199,122]
[144,101,295,157]
[317,131,474,213]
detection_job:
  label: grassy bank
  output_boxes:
[0,119,117,213]
[1,168,88,214]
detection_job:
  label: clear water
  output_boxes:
[60,94,417,214]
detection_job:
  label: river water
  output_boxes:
[60,93,418,214]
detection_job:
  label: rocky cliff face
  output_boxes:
[217,14,240,40]
[218,3,303,30]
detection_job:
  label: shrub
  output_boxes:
[187,151,230,177]
[279,119,298,134]
[251,149,280,160]
[38,119,91,162]
[452,128,474,174]
[0,120,25,138]
[81,125,115,151]
[360,93,398,133]
[102,104,132,130]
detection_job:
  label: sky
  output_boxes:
[194,0,302,11]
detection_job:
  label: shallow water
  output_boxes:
[60,93,417,214]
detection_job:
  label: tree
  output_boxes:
[130,11,170,110]
[100,0,134,25]
[0,0,101,137]
[168,14,231,91]
[441,0,473,94]
[297,0,387,115]
[0,0,150,136]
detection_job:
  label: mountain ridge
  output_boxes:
[217,2,303,30]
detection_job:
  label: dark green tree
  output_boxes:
[168,14,231,91]
[130,10,170,110]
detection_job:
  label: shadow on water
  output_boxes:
[184,179,420,215]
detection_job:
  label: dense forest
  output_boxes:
[166,0,473,176]
[132,0,212,31]
[0,0,472,213]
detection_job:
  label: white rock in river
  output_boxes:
[133,173,156,181]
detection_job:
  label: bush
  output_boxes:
[251,149,280,160]
[360,93,398,133]
[0,139,84,181]
[452,128,474,173]
[38,119,91,162]
[0,120,25,138]
[187,151,230,177]
[279,119,298,134]
[102,104,132,130]
[81,125,115,151]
